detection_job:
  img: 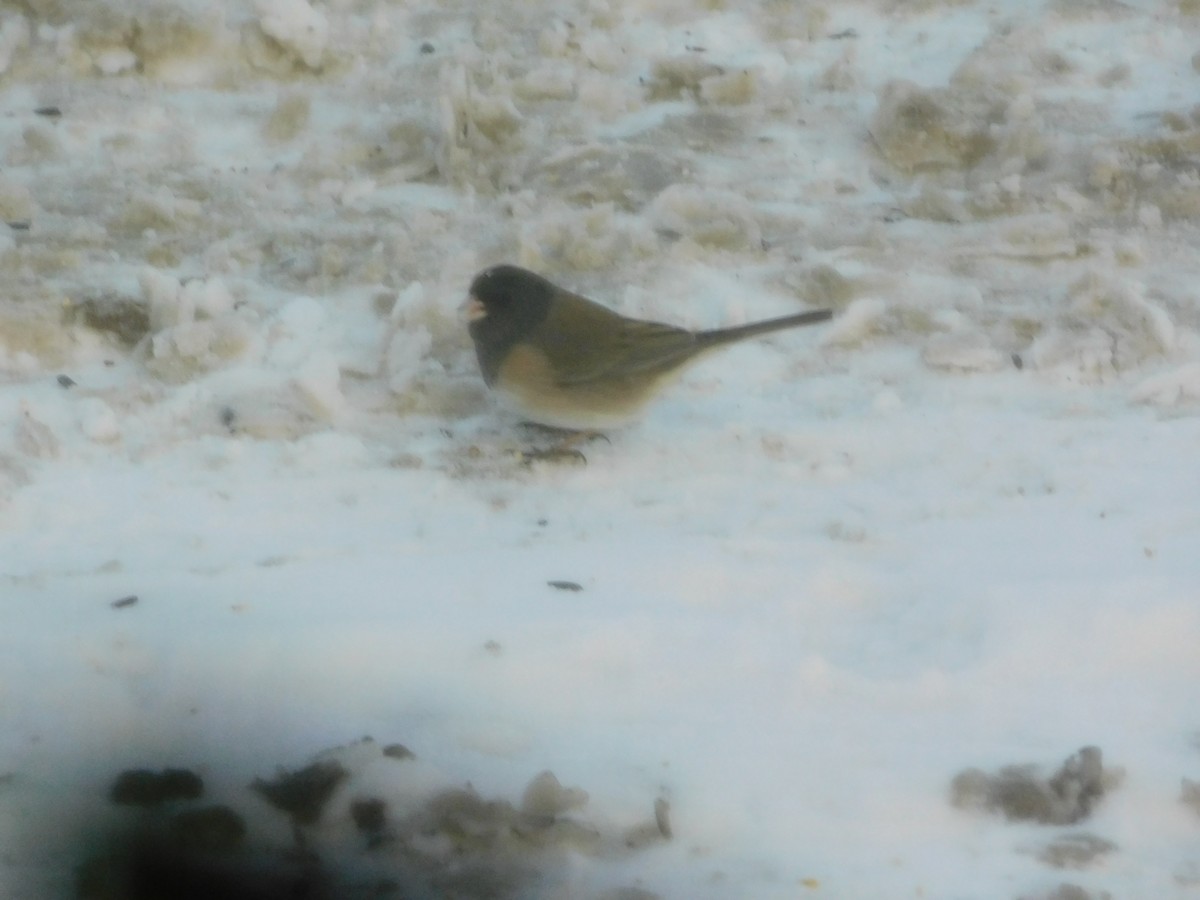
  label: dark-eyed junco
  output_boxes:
[465,264,832,431]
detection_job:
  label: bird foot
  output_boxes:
[517,428,609,467]
[520,446,589,467]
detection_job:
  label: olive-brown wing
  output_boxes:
[533,290,702,387]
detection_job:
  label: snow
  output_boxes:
[1,0,1200,898]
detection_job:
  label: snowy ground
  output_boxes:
[2,0,1200,897]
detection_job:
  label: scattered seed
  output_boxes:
[382,743,415,761]
[1036,832,1117,869]
[654,798,672,838]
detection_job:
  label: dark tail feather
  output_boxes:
[696,308,833,348]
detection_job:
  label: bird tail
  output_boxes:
[696,308,833,348]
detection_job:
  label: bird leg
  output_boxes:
[518,425,609,466]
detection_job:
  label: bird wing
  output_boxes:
[535,292,702,387]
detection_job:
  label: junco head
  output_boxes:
[465,264,832,431]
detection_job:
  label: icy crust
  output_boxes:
[0,6,1195,357]
[0,3,1193,437]
[2,1,334,81]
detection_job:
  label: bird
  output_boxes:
[465,264,832,433]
